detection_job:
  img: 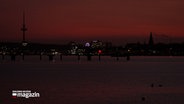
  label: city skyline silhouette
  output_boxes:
[1,1,184,104]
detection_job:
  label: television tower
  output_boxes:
[21,11,28,46]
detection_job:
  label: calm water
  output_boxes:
[0,56,184,104]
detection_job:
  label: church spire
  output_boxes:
[149,32,154,46]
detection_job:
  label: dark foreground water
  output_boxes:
[0,56,184,104]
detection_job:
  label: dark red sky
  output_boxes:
[1,0,184,44]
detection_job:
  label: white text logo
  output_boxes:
[12,90,40,98]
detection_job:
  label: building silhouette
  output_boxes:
[149,32,154,46]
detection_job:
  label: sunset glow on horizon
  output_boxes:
[1,0,184,44]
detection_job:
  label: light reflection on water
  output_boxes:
[0,56,184,104]
[1,55,184,62]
